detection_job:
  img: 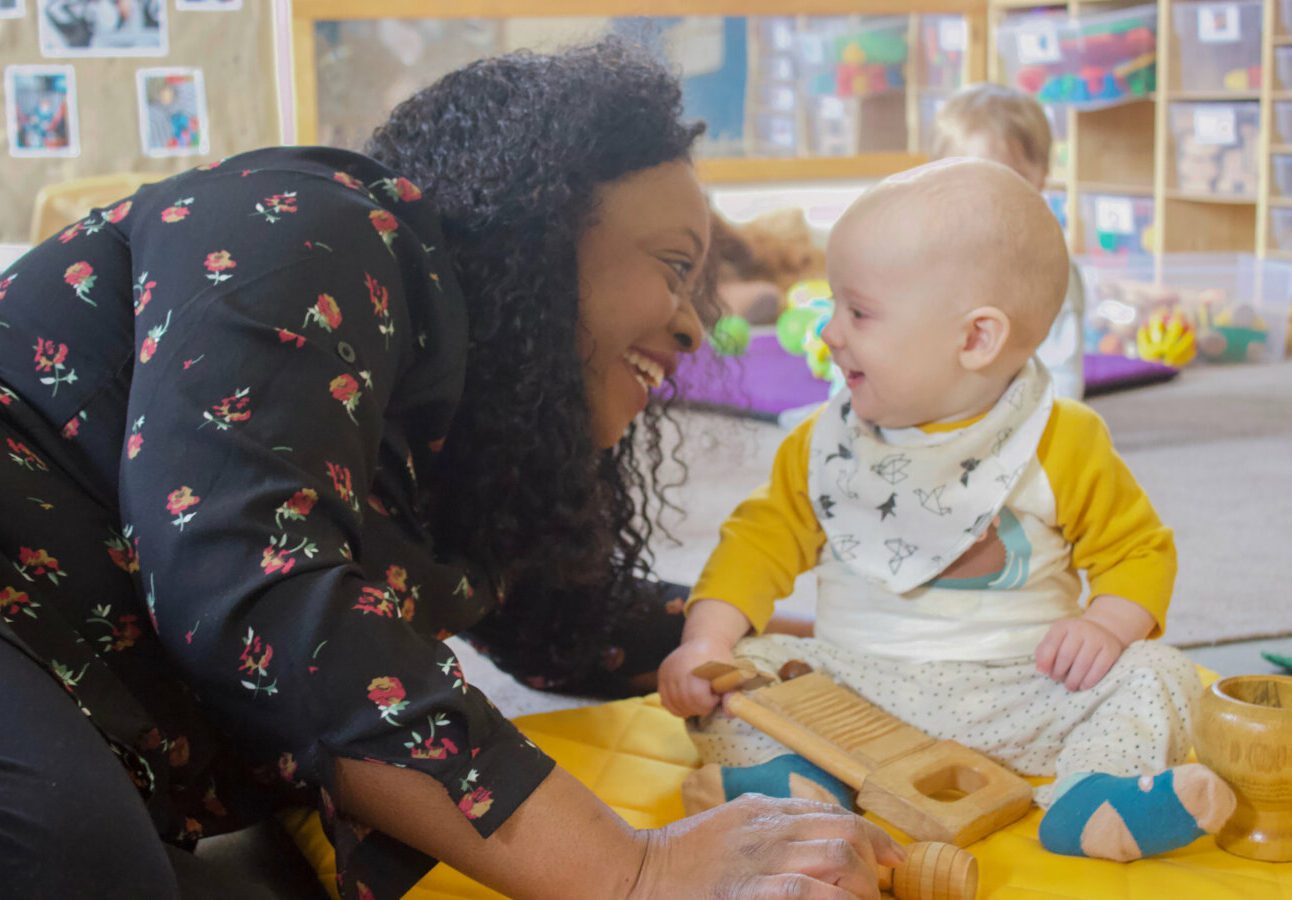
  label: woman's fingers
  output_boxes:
[747,873,874,900]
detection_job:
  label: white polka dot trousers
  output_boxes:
[688,634,1201,807]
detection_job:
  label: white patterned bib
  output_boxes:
[808,359,1055,594]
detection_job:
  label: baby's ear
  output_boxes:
[959,306,1011,371]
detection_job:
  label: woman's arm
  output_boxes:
[336,757,905,900]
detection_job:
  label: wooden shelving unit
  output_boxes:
[290,0,989,187]
[988,0,1281,257]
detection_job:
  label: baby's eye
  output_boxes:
[849,307,866,320]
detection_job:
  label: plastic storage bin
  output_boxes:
[997,5,1156,109]
[1080,254,1291,364]
[1277,47,1292,90]
[797,16,908,99]
[1046,104,1070,178]
[920,15,967,92]
[751,111,798,157]
[805,96,858,156]
[1172,1,1262,93]
[1274,155,1292,196]
[1079,193,1154,257]
[918,93,947,153]
[1170,101,1260,197]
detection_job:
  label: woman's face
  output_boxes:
[577,160,709,448]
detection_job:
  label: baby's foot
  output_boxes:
[1039,764,1236,861]
[681,754,853,817]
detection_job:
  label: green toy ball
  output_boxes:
[711,315,751,356]
[776,306,822,356]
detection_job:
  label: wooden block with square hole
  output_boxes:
[701,665,1033,846]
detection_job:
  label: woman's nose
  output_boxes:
[671,301,703,353]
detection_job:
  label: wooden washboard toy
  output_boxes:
[696,662,1033,847]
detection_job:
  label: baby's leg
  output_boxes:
[1038,641,1234,860]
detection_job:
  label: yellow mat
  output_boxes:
[283,694,1292,899]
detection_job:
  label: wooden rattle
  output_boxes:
[881,841,978,900]
[696,661,1032,847]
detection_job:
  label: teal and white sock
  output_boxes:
[1039,764,1236,862]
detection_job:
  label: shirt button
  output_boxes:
[337,342,356,363]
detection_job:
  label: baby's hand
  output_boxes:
[658,637,735,718]
[1035,617,1125,692]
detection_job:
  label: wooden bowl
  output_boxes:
[1193,674,1292,861]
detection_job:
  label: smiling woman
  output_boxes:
[0,38,902,900]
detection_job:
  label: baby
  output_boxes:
[660,159,1234,862]
[932,82,1086,400]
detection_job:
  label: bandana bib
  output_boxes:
[809,359,1054,594]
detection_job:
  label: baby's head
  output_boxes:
[822,158,1068,428]
[932,83,1052,190]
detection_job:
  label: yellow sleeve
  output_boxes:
[686,410,828,633]
[1037,398,1176,637]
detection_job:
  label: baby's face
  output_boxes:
[822,206,974,429]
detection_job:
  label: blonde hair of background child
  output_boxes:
[932,83,1052,180]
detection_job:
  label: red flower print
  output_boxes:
[386,565,408,594]
[127,433,143,459]
[458,787,494,820]
[201,387,252,430]
[15,547,65,586]
[161,206,190,223]
[106,201,132,224]
[168,735,190,768]
[0,386,14,406]
[373,176,422,203]
[132,272,156,316]
[58,223,82,243]
[88,604,140,652]
[353,585,398,617]
[0,586,38,623]
[305,293,343,332]
[357,884,375,900]
[166,486,200,530]
[33,338,77,396]
[254,192,298,223]
[261,544,296,576]
[409,734,458,761]
[204,250,236,285]
[365,273,395,347]
[238,626,278,696]
[325,461,358,511]
[203,785,227,817]
[139,310,173,364]
[333,171,364,191]
[7,438,47,472]
[369,210,398,255]
[276,328,306,348]
[105,526,140,573]
[278,752,301,784]
[367,676,409,723]
[63,261,97,305]
[61,416,81,439]
[274,488,318,529]
[366,495,390,517]
[0,273,14,302]
[329,374,362,423]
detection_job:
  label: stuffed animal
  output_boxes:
[710,207,827,324]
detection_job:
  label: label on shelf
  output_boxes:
[1095,197,1135,235]
[1197,4,1241,43]
[1193,106,1238,145]
[938,19,967,53]
[1016,24,1061,65]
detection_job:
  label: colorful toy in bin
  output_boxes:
[1135,308,1197,367]
[1013,13,1156,108]
[710,315,752,356]
[805,25,908,98]
[1196,300,1268,363]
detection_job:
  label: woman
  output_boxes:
[0,40,900,898]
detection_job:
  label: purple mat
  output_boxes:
[673,334,1177,420]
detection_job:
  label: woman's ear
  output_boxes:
[959,306,1011,371]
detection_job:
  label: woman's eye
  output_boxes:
[665,258,693,284]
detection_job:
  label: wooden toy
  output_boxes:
[881,841,978,900]
[695,662,1033,846]
[1193,674,1292,862]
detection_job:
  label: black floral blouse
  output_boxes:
[0,147,555,899]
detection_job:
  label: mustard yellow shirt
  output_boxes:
[690,399,1176,638]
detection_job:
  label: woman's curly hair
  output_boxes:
[366,38,716,688]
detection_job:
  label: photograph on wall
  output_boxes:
[37,0,167,57]
[0,0,26,21]
[176,0,241,9]
[5,64,79,158]
[136,67,209,157]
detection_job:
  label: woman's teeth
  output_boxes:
[624,350,664,391]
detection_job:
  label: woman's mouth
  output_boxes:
[623,349,665,392]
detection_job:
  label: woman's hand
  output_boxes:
[629,794,905,899]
